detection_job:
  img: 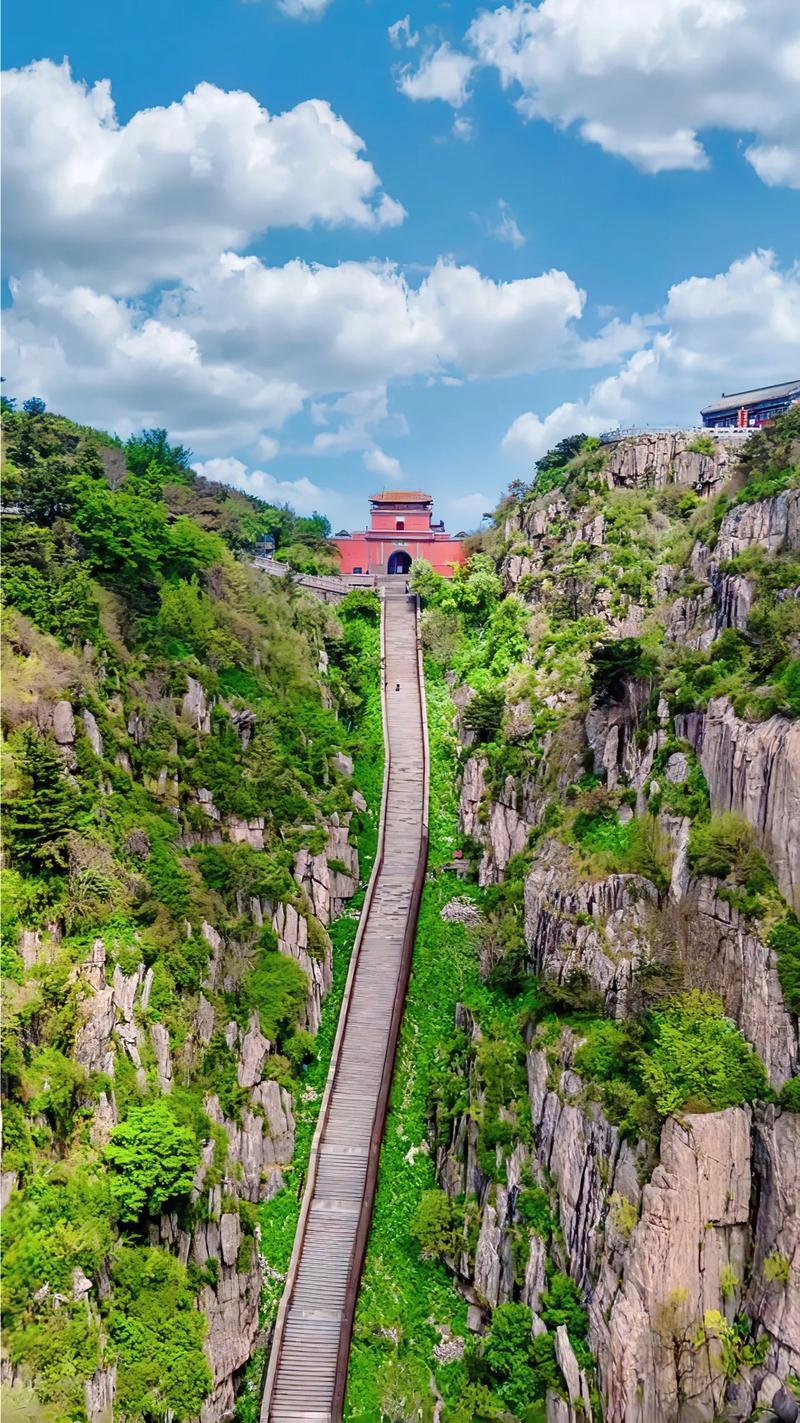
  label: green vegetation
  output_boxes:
[0,403,382,1421]
[639,990,770,1115]
[104,1100,200,1221]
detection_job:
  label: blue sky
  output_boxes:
[3,0,799,529]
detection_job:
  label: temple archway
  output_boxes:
[387,549,412,575]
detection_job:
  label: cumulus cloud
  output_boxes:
[502,250,800,462]
[192,457,339,514]
[457,0,800,186]
[452,115,474,141]
[491,199,525,248]
[2,271,305,448]
[398,43,475,107]
[1,253,587,451]
[363,447,403,480]
[2,59,404,293]
[147,251,586,388]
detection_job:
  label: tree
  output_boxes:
[535,433,586,475]
[104,1100,200,1221]
[463,686,505,743]
[125,428,193,484]
[5,729,80,870]
[22,397,46,417]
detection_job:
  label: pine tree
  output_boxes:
[5,728,79,869]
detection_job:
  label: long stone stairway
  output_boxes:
[261,590,429,1423]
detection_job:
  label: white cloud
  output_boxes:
[491,199,525,248]
[2,271,305,449]
[363,447,403,480]
[193,457,339,514]
[1,252,589,453]
[388,15,419,47]
[276,0,332,18]
[463,0,800,186]
[398,43,475,107]
[2,59,404,294]
[502,250,800,462]
[452,115,473,141]
[310,388,393,455]
[255,434,281,461]
[161,252,586,386]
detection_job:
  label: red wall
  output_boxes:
[334,532,464,577]
[370,510,431,533]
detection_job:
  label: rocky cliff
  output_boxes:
[417,414,800,1422]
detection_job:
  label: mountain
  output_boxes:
[2,403,798,1423]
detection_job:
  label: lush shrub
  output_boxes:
[515,1183,554,1240]
[104,1100,200,1221]
[411,1189,456,1260]
[108,1246,211,1419]
[780,1076,800,1112]
[23,1048,89,1140]
[540,1272,589,1340]
[770,915,800,1015]
[241,944,309,1043]
[687,814,753,879]
[640,991,769,1115]
[463,686,506,743]
[590,638,656,704]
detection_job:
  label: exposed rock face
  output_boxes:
[599,1109,752,1422]
[437,1007,800,1423]
[205,1083,295,1204]
[295,815,359,922]
[600,430,741,494]
[459,756,532,885]
[713,488,800,562]
[181,676,213,733]
[81,708,104,757]
[665,566,754,650]
[273,900,331,1035]
[524,840,660,1020]
[53,699,76,745]
[677,697,800,909]
[745,1108,800,1390]
[523,842,798,1089]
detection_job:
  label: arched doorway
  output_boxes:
[387,549,412,575]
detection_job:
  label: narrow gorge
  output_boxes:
[1,405,799,1423]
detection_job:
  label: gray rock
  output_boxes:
[237,1011,271,1090]
[665,751,689,784]
[53,700,76,744]
[332,750,354,777]
[555,1325,582,1407]
[85,1364,116,1423]
[181,676,212,733]
[150,1023,173,1093]
[677,696,800,909]
[219,1212,241,1268]
[81,709,104,757]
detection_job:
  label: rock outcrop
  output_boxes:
[677,697,800,909]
